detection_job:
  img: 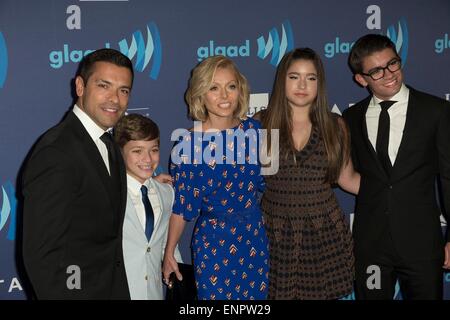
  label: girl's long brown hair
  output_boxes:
[261,48,349,183]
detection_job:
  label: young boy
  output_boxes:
[114,114,182,300]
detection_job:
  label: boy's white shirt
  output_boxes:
[122,174,183,300]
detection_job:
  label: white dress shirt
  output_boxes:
[365,84,410,165]
[127,174,161,232]
[73,104,112,174]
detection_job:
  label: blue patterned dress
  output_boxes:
[170,118,269,300]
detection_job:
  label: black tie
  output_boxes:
[100,132,117,176]
[376,100,397,175]
[141,185,154,241]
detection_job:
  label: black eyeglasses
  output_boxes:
[361,58,402,80]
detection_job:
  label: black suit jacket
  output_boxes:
[343,87,450,262]
[22,111,130,299]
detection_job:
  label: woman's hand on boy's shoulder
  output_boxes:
[154,173,173,186]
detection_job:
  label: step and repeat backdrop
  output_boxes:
[0,0,449,299]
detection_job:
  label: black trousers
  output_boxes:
[354,226,443,300]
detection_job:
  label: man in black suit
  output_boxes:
[22,49,133,299]
[343,34,450,299]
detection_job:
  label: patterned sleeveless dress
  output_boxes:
[261,125,354,299]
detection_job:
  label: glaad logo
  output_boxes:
[0,181,16,241]
[0,32,8,88]
[197,40,250,62]
[386,18,409,65]
[257,20,294,67]
[119,22,162,80]
[324,36,354,58]
[324,18,409,64]
[49,22,162,80]
[196,20,294,67]
[434,33,449,54]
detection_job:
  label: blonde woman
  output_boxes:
[163,56,269,300]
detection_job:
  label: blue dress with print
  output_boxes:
[170,118,269,300]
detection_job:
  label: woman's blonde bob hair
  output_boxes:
[185,55,250,121]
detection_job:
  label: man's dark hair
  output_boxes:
[348,34,399,75]
[77,48,134,86]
